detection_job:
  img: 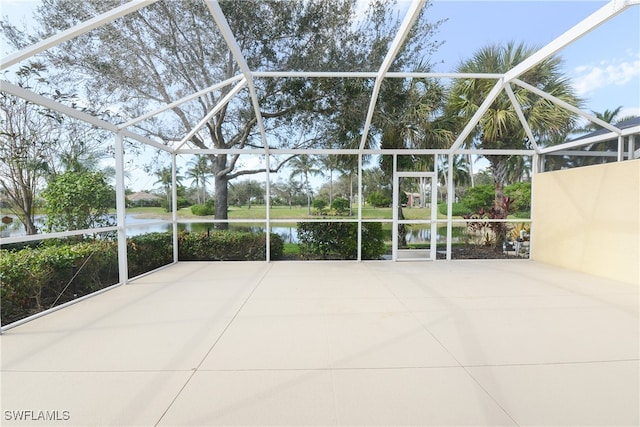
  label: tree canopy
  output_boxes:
[8,0,444,226]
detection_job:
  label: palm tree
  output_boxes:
[376,75,453,174]
[580,106,625,132]
[438,155,472,201]
[185,156,210,204]
[154,166,182,209]
[321,155,340,206]
[289,155,323,215]
[574,106,634,166]
[448,41,582,241]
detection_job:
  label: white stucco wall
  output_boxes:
[531,160,639,285]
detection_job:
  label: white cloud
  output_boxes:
[572,58,640,95]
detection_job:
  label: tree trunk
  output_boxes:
[349,174,353,217]
[398,206,408,248]
[22,214,38,235]
[492,158,507,216]
[489,156,508,251]
[214,174,229,230]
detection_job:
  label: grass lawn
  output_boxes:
[126,204,460,222]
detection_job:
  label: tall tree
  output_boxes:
[14,0,443,228]
[447,41,582,245]
[0,63,73,234]
[153,166,182,210]
[185,156,210,204]
[42,170,115,233]
[289,155,323,215]
[320,155,340,206]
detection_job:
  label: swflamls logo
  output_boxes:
[4,410,71,421]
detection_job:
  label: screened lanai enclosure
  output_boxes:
[1,2,639,425]
[1,0,639,330]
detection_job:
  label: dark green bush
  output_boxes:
[460,185,494,212]
[297,221,385,260]
[504,182,531,213]
[331,197,350,215]
[0,230,285,325]
[161,196,190,212]
[367,191,391,208]
[438,202,472,216]
[191,203,214,216]
[178,231,283,261]
[127,232,174,277]
[312,199,327,211]
[0,241,118,325]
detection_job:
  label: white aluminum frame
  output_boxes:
[1,0,639,331]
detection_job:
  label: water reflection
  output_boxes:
[3,215,464,245]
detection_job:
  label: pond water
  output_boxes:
[3,215,465,245]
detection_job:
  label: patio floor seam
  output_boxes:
[152,263,274,427]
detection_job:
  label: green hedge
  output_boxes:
[297,222,386,260]
[127,232,174,277]
[438,202,472,216]
[0,241,118,325]
[178,231,283,261]
[1,231,283,325]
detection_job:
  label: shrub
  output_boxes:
[178,231,283,261]
[367,191,391,208]
[504,182,531,213]
[312,199,327,212]
[460,185,494,212]
[161,196,190,212]
[191,203,214,216]
[438,202,472,217]
[0,241,118,325]
[297,221,385,260]
[331,197,350,215]
[127,232,174,276]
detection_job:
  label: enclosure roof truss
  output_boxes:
[1,0,638,157]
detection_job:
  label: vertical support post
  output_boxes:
[529,153,539,259]
[446,153,454,260]
[114,132,128,284]
[431,155,438,261]
[617,135,624,162]
[392,154,398,261]
[171,153,178,263]
[357,153,363,261]
[628,135,635,159]
[265,155,271,262]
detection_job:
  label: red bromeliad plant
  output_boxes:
[464,196,512,250]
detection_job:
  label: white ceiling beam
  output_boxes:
[504,83,540,152]
[0,80,169,151]
[448,78,506,152]
[503,0,634,82]
[204,0,270,156]
[251,71,503,79]
[358,0,426,151]
[512,78,622,134]
[1,0,158,70]
[253,71,378,79]
[174,78,247,150]
[118,75,244,129]
[175,147,535,156]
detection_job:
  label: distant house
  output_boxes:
[126,191,162,207]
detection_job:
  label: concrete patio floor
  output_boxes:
[1,260,638,426]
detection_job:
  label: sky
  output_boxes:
[1,0,639,191]
[425,0,640,118]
